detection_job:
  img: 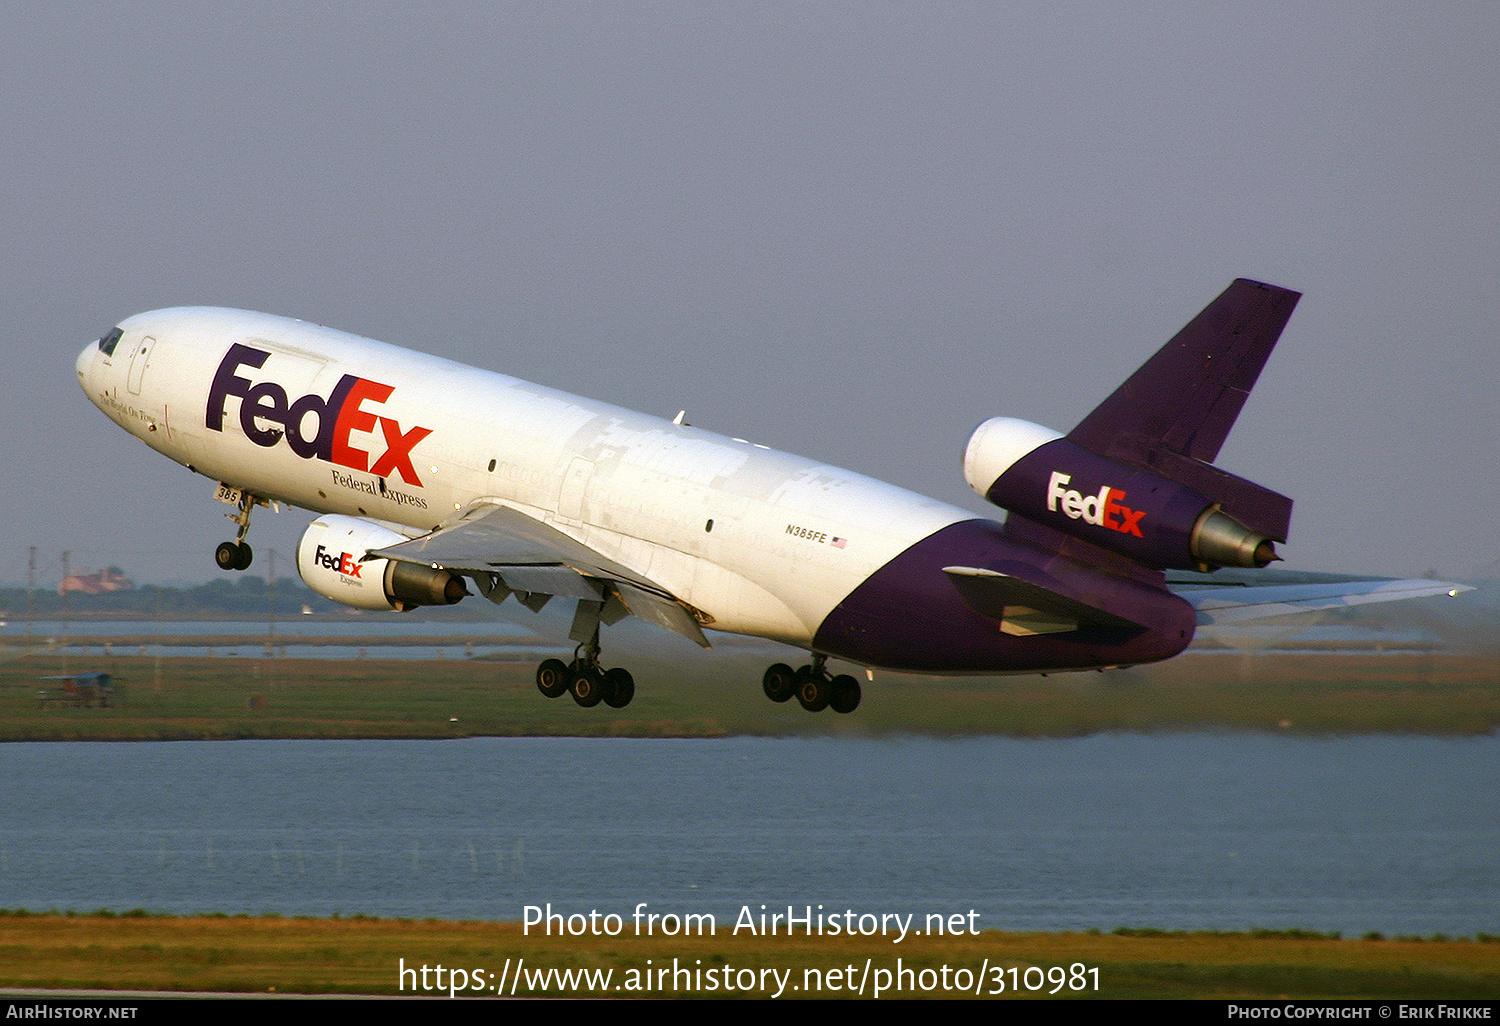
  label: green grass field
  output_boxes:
[1,648,1497,740]
[1,913,1496,998]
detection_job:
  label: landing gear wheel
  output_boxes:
[216,541,252,571]
[602,667,635,709]
[536,658,570,698]
[829,674,862,714]
[796,674,831,712]
[762,663,795,703]
[570,666,605,708]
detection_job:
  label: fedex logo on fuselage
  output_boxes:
[206,343,432,487]
[313,544,363,579]
[1046,471,1145,537]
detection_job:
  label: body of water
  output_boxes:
[1,734,1493,937]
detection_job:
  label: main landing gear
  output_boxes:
[529,598,637,711]
[762,654,861,714]
[534,631,635,710]
[215,491,257,571]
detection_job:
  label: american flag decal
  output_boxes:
[831,536,847,548]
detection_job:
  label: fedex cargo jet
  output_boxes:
[74,280,1465,713]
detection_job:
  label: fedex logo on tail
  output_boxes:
[206,344,432,486]
[1046,471,1145,537]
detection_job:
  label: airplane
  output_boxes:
[74,279,1468,713]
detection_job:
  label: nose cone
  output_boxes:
[76,342,95,388]
[76,341,109,416]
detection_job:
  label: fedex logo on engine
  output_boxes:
[312,544,364,579]
[206,344,432,486]
[1046,471,1145,537]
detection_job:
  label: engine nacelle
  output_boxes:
[296,515,468,611]
[963,417,1280,571]
[963,417,1065,496]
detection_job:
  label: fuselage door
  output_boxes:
[557,457,594,523]
[126,335,155,395]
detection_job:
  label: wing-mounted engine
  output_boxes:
[296,515,468,611]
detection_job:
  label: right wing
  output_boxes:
[369,503,710,647]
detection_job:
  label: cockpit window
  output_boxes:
[97,326,124,356]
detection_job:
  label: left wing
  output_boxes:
[370,503,711,647]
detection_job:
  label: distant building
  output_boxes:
[58,566,134,595]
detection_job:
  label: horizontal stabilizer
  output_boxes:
[1183,578,1473,627]
[943,565,1142,636]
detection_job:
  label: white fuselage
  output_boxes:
[76,307,972,650]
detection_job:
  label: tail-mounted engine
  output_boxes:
[296,515,468,611]
[964,417,1285,572]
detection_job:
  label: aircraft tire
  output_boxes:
[570,667,605,708]
[234,543,253,570]
[796,676,831,713]
[215,542,242,571]
[829,675,861,714]
[602,667,635,709]
[762,663,795,703]
[536,659,570,698]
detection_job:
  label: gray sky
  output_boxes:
[3,1,1497,586]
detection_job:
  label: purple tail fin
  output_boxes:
[1069,278,1300,463]
[1065,278,1300,542]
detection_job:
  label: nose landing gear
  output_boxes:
[215,490,258,571]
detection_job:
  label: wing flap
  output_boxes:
[489,566,605,602]
[612,581,710,647]
[372,504,657,586]
[371,503,710,647]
